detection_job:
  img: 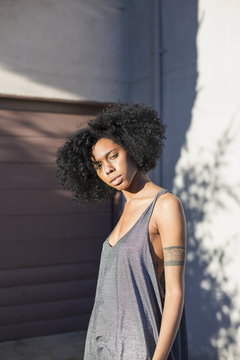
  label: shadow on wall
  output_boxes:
[161,0,199,190]
[175,120,240,359]
[161,2,240,358]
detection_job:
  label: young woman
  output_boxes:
[56,103,189,360]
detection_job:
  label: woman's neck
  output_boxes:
[121,170,153,202]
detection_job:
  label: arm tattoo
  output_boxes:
[163,246,185,266]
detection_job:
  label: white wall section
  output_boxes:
[162,1,240,358]
[0,0,128,102]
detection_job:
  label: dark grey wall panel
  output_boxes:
[0,190,109,215]
[0,298,94,325]
[0,213,109,242]
[0,262,99,287]
[0,279,98,306]
[0,314,90,342]
[0,100,112,342]
[0,237,104,268]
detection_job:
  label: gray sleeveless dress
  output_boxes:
[83,189,189,359]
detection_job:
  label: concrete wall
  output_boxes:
[161,1,240,359]
[0,0,128,102]
[0,0,155,105]
[126,0,155,105]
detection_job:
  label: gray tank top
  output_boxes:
[83,189,189,360]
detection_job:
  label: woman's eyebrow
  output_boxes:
[93,148,118,163]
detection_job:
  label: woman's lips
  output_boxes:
[111,175,123,185]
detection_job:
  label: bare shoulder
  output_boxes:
[152,190,186,230]
[149,190,187,251]
[155,190,183,210]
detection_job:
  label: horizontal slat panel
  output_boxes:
[0,110,91,137]
[0,98,104,114]
[0,213,110,242]
[0,262,99,288]
[0,189,110,215]
[0,298,94,326]
[0,237,105,269]
[0,103,110,341]
[0,163,58,189]
[0,279,97,307]
[0,313,90,342]
[0,137,64,163]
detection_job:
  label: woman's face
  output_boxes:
[91,138,138,190]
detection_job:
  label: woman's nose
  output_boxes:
[104,162,114,174]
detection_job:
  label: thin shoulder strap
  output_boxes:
[140,189,168,217]
[147,188,170,217]
[154,188,170,202]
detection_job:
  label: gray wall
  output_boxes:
[161,1,240,359]
[126,0,155,105]
[161,0,198,190]
[0,0,128,102]
[0,0,156,105]
[160,1,200,357]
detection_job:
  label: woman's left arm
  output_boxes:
[152,194,187,360]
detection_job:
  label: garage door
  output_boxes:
[0,99,115,341]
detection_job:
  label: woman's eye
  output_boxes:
[110,153,118,159]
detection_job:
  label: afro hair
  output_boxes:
[56,102,167,203]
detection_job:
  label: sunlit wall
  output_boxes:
[0,0,154,104]
[162,1,240,359]
[0,0,128,102]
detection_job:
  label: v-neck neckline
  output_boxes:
[107,190,165,249]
